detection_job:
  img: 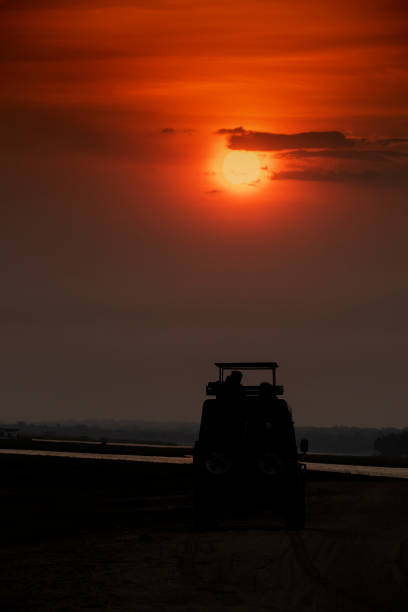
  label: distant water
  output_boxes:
[34,438,189,449]
[0,448,191,464]
[303,461,408,479]
[1,448,408,479]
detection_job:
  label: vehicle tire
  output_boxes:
[193,482,219,531]
[284,468,305,530]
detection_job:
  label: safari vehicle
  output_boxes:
[193,362,307,530]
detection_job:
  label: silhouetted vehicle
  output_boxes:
[193,362,307,530]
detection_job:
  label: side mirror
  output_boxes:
[300,438,309,454]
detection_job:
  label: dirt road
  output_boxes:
[1,455,407,611]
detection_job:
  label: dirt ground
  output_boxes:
[1,455,407,611]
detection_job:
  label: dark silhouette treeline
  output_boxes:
[295,426,407,455]
[0,420,200,445]
[374,430,408,457]
[1,421,407,455]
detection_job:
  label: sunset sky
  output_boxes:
[1,0,407,427]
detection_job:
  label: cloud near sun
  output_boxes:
[217,127,408,182]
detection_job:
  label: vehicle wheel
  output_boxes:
[193,484,219,531]
[285,502,305,530]
[284,471,305,530]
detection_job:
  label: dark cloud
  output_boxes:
[205,189,222,194]
[277,149,408,162]
[376,138,408,146]
[217,127,408,182]
[216,126,246,135]
[217,128,356,151]
[160,127,195,135]
[271,169,379,182]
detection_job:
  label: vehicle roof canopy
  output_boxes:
[214,362,278,369]
[209,362,282,393]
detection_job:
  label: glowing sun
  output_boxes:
[222,150,260,185]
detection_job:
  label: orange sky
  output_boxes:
[2,2,407,130]
[1,1,407,214]
[1,1,407,426]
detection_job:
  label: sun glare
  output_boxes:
[222,151,260,185]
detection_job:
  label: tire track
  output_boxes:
[289,531,405,612]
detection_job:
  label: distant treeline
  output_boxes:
[374,430,408,457]
[1,420,407,455]
[0,420,200,445]
[295,426,407,455]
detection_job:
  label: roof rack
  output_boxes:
[215,362,278,369]
[214,362,279,385]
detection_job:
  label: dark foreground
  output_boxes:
[1,455,408,612]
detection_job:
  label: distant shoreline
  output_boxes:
[1,438,407,469]
[0,438,192,457]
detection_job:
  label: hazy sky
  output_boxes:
[1,0,407,426]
